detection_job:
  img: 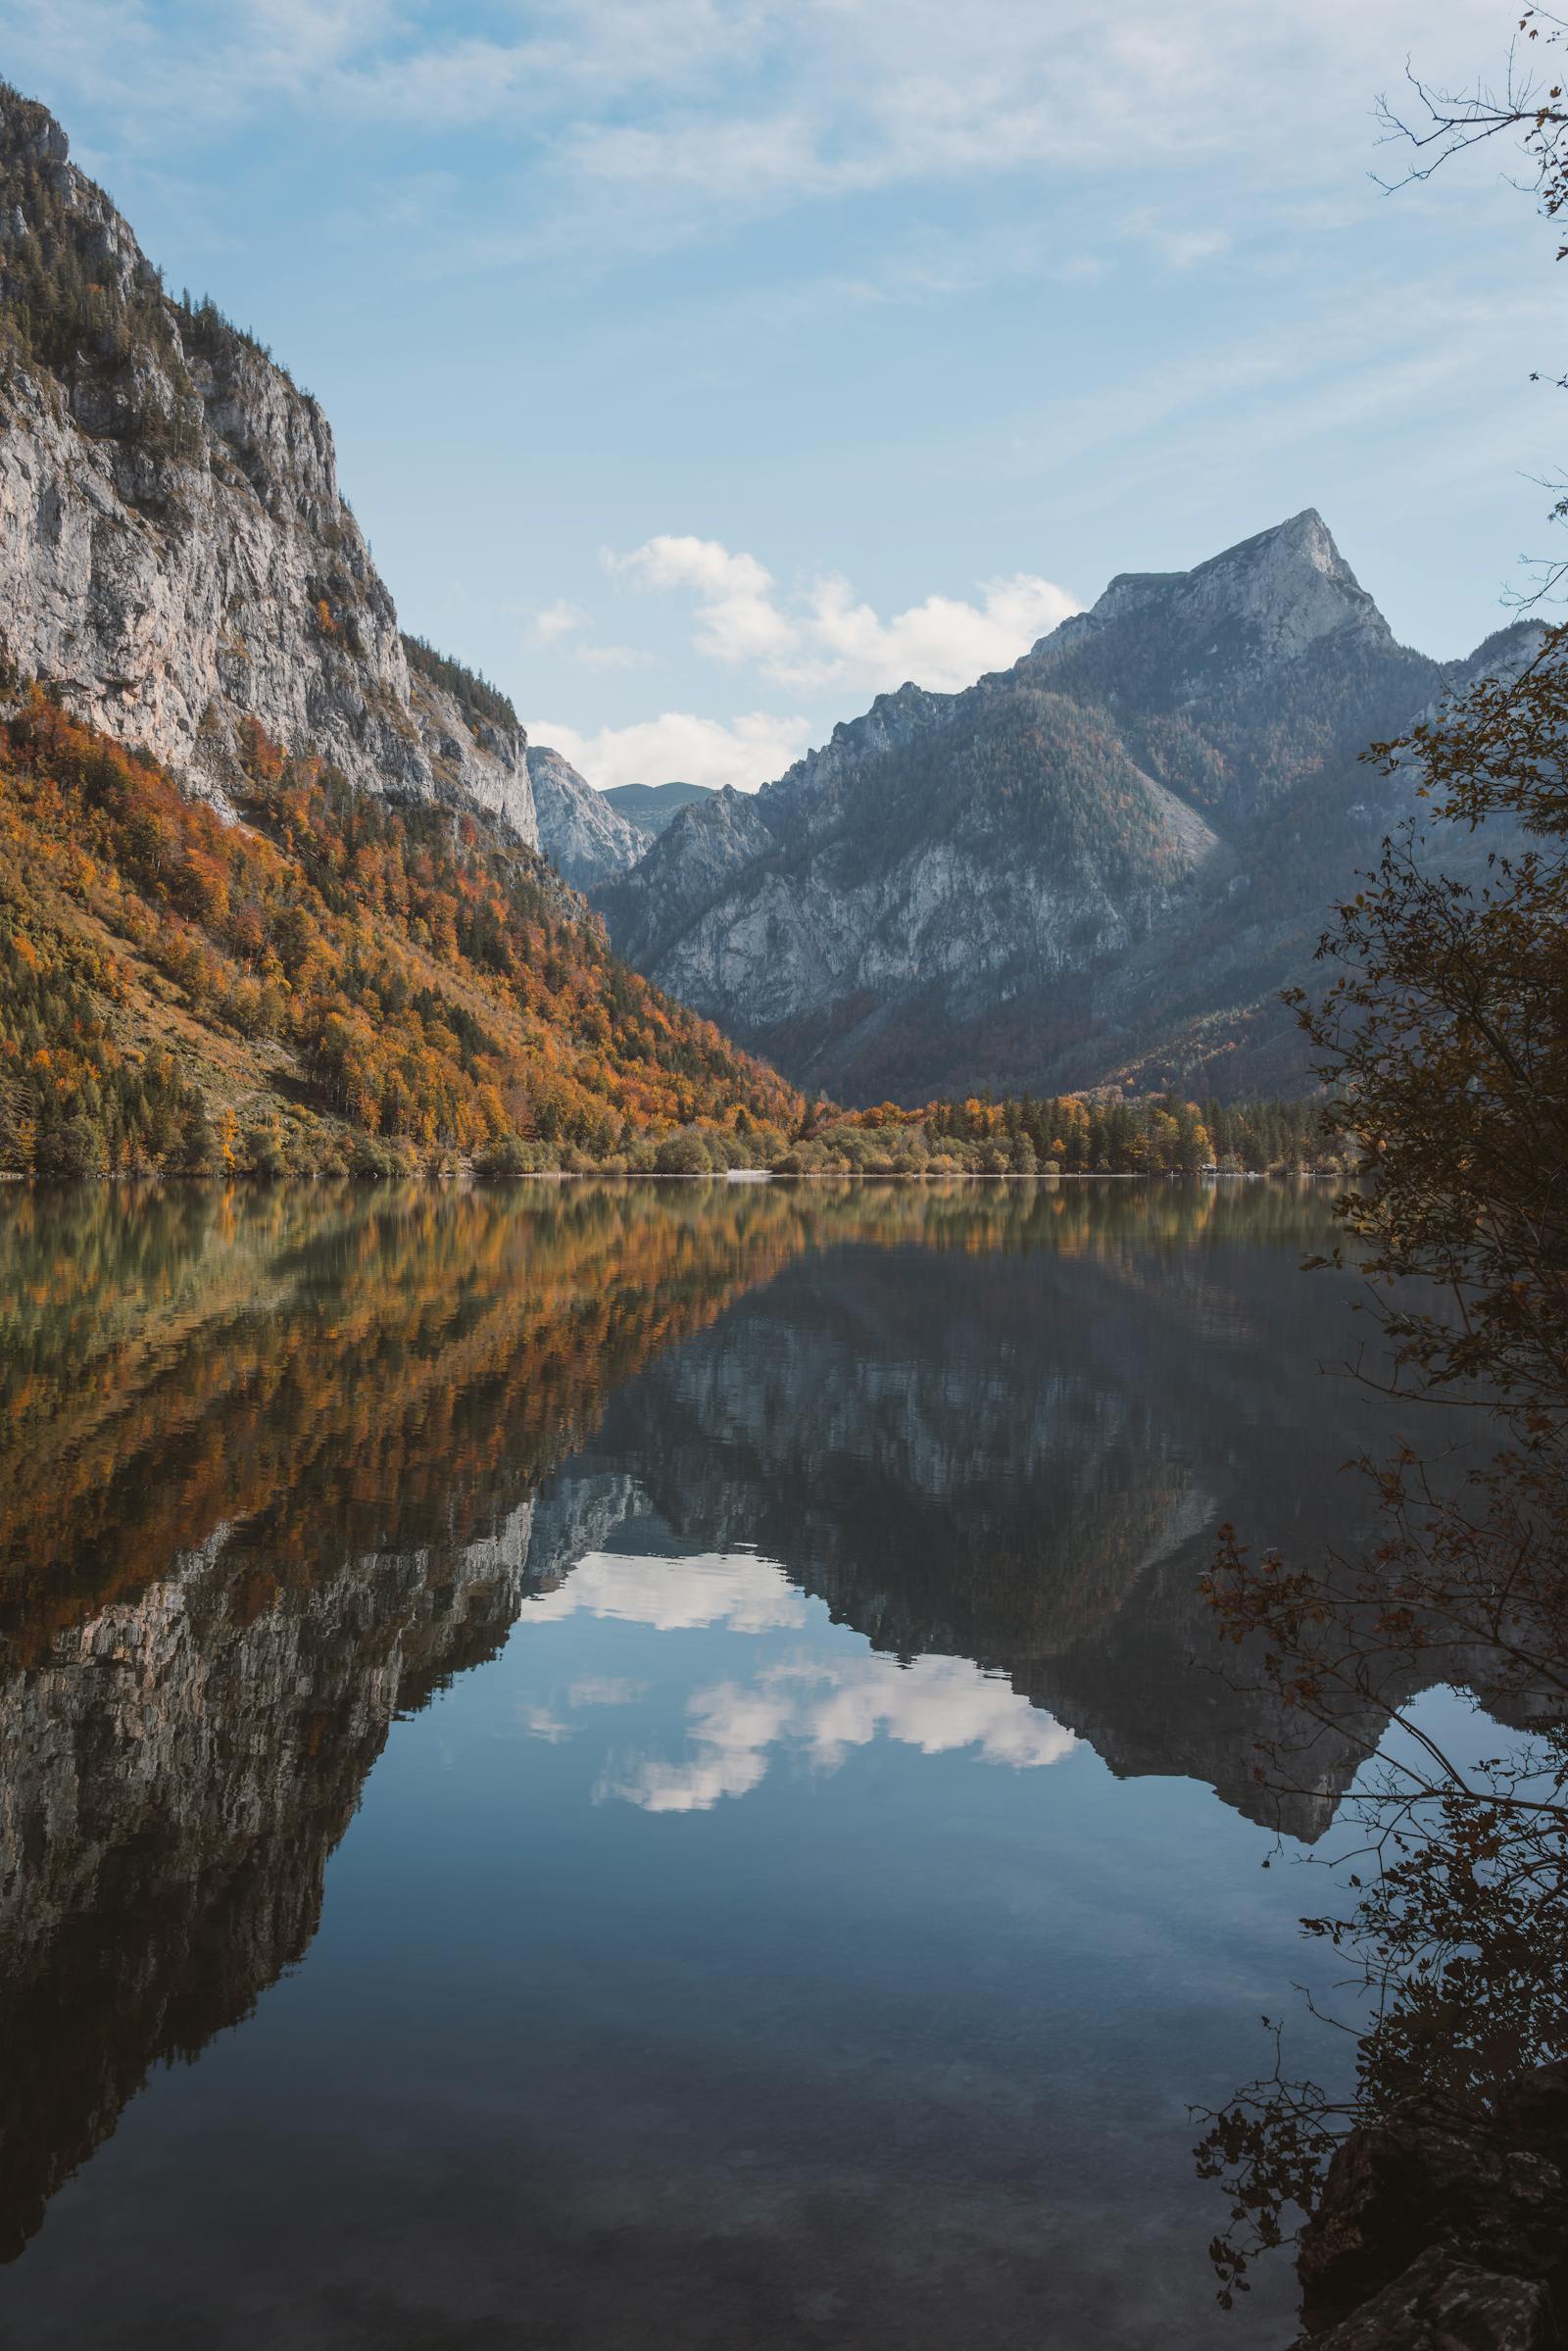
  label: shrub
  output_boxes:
[474,1133,539,1177]
[655,1127,716,1175]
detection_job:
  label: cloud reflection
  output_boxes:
[521,1549,1076,1810]
[524,1549,808,1634]
[607,1653,1077,1815]
[519,1703,572,1743]
[567,1676,648,1708]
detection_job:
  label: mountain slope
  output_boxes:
[596,513,1537,1102]
[600,676,1225,1093]
[603,781,716,835]
[0,86,811,1171]
[0,693,801,1176]
[0,86,536,842]
[528,744,651,891]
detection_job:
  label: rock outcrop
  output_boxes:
[595,512,1542,1103]
[0,87,537,843]
[527,742,651,890]
[1302,2247,1554,2351]
[1297,2072,1568,2348]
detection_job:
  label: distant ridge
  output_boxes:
[594,514,1544,1103]
[603,781,716,835]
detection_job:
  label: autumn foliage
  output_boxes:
[795,1088,1337,1176]
[0,693,802,1175]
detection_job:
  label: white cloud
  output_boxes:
[610,536,797,664]
[7,1,1504,266]
[534,599,586,643]
[604,1679,788,1812]
[530,603,657,669]
[604,1649,1079,1814]
[573,642,658,671]
[778,570,1079,694]
[525,541,1076,794]
[523,709,811,794]
[610,534,1079,697]
[519,1701,573,1742]
[514,1547,1076,1813]
[793,1653,1078,1773]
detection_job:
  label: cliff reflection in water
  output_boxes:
[0,1177,1388,2284]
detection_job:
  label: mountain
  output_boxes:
[0,88,803,1176]
[603,780,716,835]
[527,743,652,890]
[528,766,720,896]
[0,78,1535,1119]
[0,86,535,841]
[596,513,1540,1102]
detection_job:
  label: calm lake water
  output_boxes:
[0,1180,1423,2349]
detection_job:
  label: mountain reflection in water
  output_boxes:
[0,1180,1415,2349]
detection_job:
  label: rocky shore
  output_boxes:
[1298,2066,1568,2348]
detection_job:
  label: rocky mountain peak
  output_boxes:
[0,84,537,845]
[1182,507,1385,646]
[591,504,1513,1105]
[1043,509,1391,674]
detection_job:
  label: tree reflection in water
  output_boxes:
[1192,577,1568,2326]
[4,1172,1533,2344]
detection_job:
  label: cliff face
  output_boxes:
[595,514,1540,1103]
[0,89,536,844]
[599,677,1222,1092]
[527,743,651,891]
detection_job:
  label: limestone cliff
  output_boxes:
[0,88,536,843]
[599,675,1222,1095]
[527,742,651,891]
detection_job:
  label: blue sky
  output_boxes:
[2,1,1559,788]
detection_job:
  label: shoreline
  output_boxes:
[0,1168,1348,1190]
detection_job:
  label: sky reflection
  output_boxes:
[518,1547,1077,1811]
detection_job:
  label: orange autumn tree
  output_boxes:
[0,691,801,1177]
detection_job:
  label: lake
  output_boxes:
[0,1179,1425,2349]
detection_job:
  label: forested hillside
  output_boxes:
[790,1092,1336,1175]
[0,693,801,1177]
